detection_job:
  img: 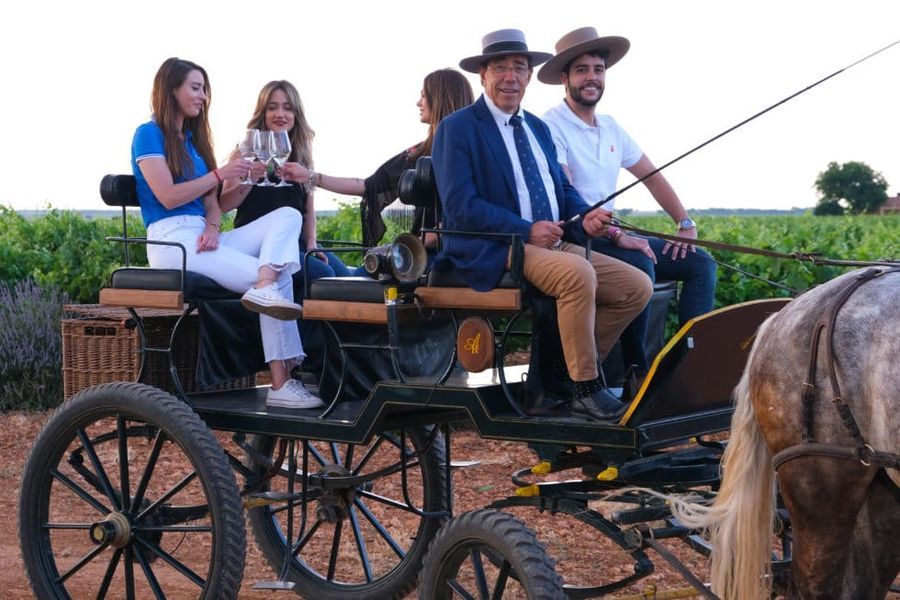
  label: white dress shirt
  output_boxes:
[483,94,560,222]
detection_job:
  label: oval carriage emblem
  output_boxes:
[456,317,495,373]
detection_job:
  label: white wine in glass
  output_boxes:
[271,130,292,187]
[255,130,274,187]
[238,129,259,186]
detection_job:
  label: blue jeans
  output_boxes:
[591,235,717,371]
[294,250,352,301]
[293,247,352,376]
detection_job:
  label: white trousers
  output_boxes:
[146,207,304,364]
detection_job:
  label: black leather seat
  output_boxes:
[109,268,240,300]
[426,268,519,289]
[308,276,385,303]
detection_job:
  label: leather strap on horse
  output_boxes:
[773,442,900,471]
[773,266,900,470]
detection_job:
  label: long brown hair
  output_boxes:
[246,80,314,169]
[150,57,217,179]
[414,69,474,159]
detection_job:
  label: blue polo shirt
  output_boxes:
[131,120,208,227]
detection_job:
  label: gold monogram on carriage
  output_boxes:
[464,332,481,355]
[456,317,494,372]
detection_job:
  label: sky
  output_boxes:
[2,0,899,214]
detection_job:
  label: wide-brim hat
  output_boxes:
[459,28,553,74]
[537,27,630,84]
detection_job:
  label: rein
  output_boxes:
[613,219,900,269]
[771,267,900,472]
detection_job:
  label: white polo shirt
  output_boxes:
[483,94,560,222]
[542,100,642,211]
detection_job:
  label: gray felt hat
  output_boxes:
[459,28,553,73]
[537,27,630,84]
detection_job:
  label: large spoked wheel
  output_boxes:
[245,426,448,599]
[419,509,565,600]
[19,383,246,599]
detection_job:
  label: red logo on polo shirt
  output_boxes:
[610,145,615,152]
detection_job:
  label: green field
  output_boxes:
[0,207,896,410]
[2,206,897,305]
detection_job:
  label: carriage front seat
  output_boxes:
[302,253,524,323]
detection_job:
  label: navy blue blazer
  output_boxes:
[431,95,592,292]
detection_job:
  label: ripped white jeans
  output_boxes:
[146,206,305,363]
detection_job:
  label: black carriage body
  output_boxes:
[92,172,787,458]
[21,172,796,599]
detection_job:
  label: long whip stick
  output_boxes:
[565,38,900,225]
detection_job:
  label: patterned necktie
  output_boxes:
[509,114,553,222]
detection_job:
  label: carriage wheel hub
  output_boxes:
[89,512,132,548]
[316,464,356,523]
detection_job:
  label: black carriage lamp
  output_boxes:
[363,232,428,284]
[364,154,436,287]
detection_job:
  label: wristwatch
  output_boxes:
[678,218,696,230]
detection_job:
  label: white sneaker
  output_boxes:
[241,284,303,320]
[267,379,325,409]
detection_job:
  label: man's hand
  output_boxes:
[529,220,564,249]
[582,207,614,237]
[617,234,657,264]
[662,227,697,260]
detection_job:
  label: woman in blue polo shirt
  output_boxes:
[131,57,322,410]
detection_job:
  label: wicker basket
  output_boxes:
[61,304,254,398]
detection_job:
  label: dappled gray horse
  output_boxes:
[675,267,899,599]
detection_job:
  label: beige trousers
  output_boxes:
[519,242,652,381]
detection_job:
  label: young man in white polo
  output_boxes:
[540,27,717,379]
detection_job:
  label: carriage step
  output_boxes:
[253,580,296,591]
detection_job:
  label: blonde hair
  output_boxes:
[669,318,777,599]
[247,80,314,169]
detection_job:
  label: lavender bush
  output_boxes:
[0,279,68,410]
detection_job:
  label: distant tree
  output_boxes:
[813,199,845,216]
[814,161,888,215]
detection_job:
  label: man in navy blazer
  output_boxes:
[432,29,652,421]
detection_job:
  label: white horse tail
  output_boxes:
[671,341,777,599]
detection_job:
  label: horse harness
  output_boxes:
[771,267,900,489]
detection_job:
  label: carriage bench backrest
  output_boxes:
[98,174,240,310]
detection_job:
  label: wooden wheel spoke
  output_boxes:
[77,428,121,511]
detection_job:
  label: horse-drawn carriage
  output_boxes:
[17,166,899,599]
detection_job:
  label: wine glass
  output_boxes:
[254,130,274,187]
[271,130,292,187]
[238,129,259,186]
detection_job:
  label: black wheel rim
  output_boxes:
[248,428,446,596]
[28,412,222,597]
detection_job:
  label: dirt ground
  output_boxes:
[4,410,898,599]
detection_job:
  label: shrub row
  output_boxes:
[0,280,68,411]
[4,206,895,307]
[0,206,896,411]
